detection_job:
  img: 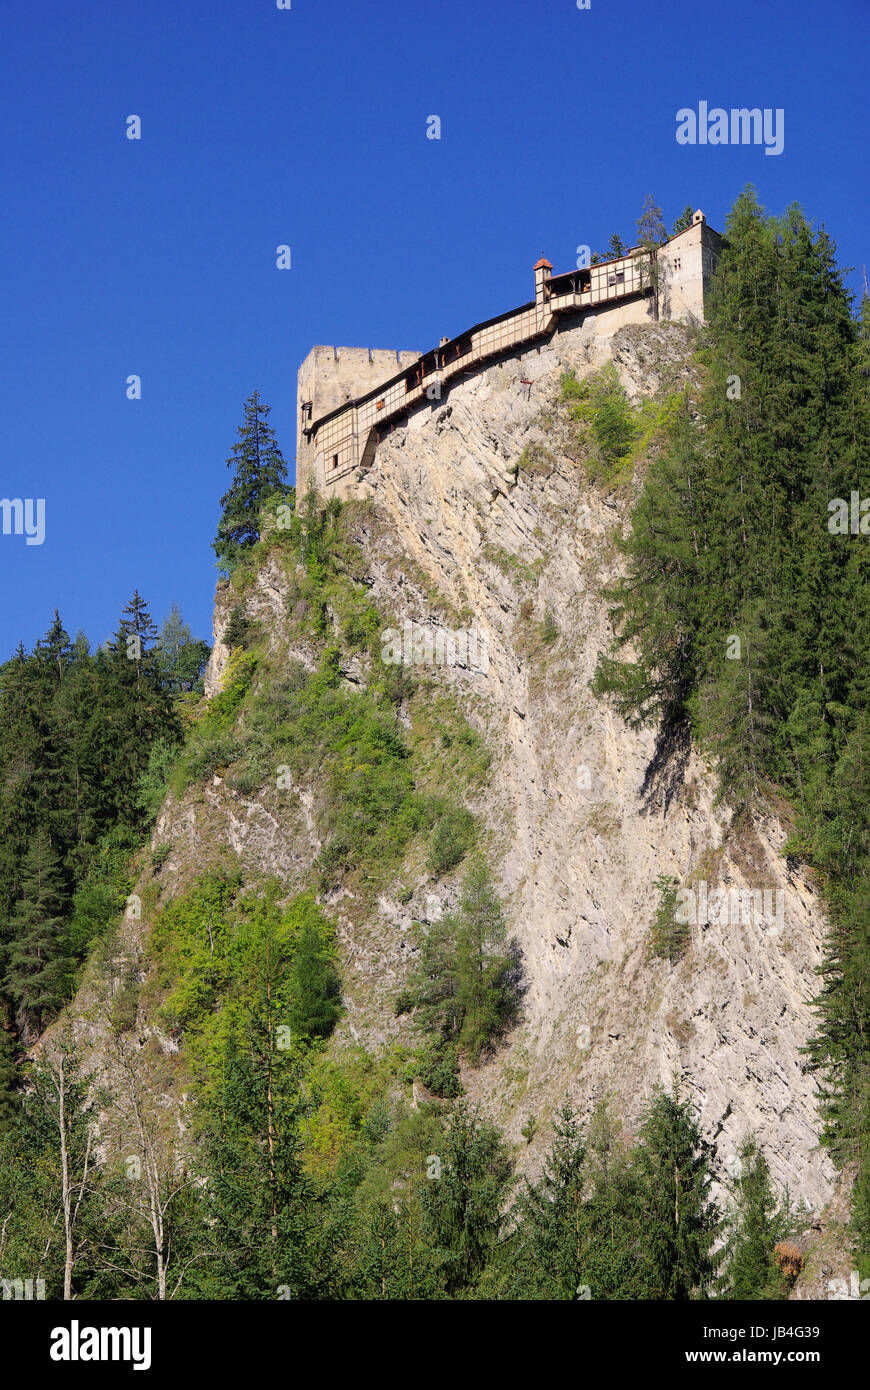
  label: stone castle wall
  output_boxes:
[295,215,721,501]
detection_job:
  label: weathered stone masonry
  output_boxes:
[296,210,722,500]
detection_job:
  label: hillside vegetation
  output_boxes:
[0,188,867,1299]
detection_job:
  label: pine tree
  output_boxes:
[454,854,519,1061]
[421,1102,513,1295]
[401,856,520,1084]
[636,194,667,317]
[0,1023,19,1122]
[213,391,289,574]
[632,1085,719,1298]
[582,1097,649,1297]
[6,831,69,1035]
[0,643,47,928]
[194,1028,324,1299]
[592,392,704,731]
[113,590,160,673]
[648,873,689,962]
[510,1105,589,1298]
[36,610,73,685]
[722,1135,793,1299]
[352,1189,440,1300]
[671,204,695,236]
[357,1198,404,1299]
[286,899,342,1041]
[84,593,177,829]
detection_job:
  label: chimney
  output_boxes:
[533,255,553,304]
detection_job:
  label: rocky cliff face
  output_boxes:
[60,315,842,1285]
[198,317,836,1215]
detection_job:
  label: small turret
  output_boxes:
[533,255,552,304]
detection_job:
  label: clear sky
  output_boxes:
[1,0,867,656]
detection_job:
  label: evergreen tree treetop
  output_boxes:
[213,391,289,575]
[671,204,695,237]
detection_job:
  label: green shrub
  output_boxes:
[136,739,180,825]
[560,365,638,476]
[150,842,172,874]
[540,610,560,645]
[65,828,137,961]
[427,805,476,877]
[223,604,250,649]
[418,1039,463,1098]
[183,731,243,784]
[648,874,689,962]
[171,651,256,794]
[111,971,140,1031]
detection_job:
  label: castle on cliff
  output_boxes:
[296,210,722,500]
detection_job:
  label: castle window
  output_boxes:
[332,454,339,471]
[673,257,681,271]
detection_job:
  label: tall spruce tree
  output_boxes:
[84,593,177,829]
[420,1101,513,1295]
[672,204,695,236]
[632,1086,719,1298]
[213,391,289,574]
[400,855,520,1090]
[722,1135,793,1299]
[6,831,69,1035]
[454,855,519,1062]
[509,1104,590,1299]
[636,194,668,317]
[581,1098,649,1297]
[192,1030,324,1299]
[286,902,342,1042]
[0,1024,19,1122]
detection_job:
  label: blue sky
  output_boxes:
[0,0,867,656]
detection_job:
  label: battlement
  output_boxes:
[296,211,721,499]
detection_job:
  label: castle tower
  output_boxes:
[533,255,553,303]
[296,344,421,496]
[296,211,721,501]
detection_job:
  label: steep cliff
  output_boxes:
[197,318,832,1202]
[58,313,845,1286]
